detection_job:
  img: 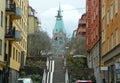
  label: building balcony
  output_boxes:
[6,2,22,19]
[5,27,22,41]
[12,7,22,19]
[6,3,16,15]
[79,20,86,24]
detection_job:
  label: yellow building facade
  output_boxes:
[101,0,120,82]
[5,0,28,83]
[0,0,5,82]
[28,6,40,34]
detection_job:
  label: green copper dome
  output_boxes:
[53,5,66,34]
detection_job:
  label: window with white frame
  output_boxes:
[102,5,105,18]
[116,29,118,45]
[107,11,109,25]
[102,18,105,29]
[86,6,88,12]
[111,34,114,48]
[102,0,105,18]
[115,0,118,14]
[102,19,106,43]
[102,30,105,43]
[110,4,113,20]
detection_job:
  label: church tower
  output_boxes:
[52,5,66,55]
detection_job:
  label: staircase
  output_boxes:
[53,55,65,83]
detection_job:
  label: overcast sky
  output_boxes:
[29,0,86,38]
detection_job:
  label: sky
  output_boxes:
[29,0,86,38]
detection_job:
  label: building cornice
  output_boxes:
[102,44,120,63]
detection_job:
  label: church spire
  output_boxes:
[53,4,66,34]
[52,4,66,55]
[56,3,62,19]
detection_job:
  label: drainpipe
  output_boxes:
[4,41,11,83]
[99,0,102,82]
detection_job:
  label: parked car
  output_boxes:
[75,80,92,83]
[17,78,33,83]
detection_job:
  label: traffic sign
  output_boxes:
[100,62,104,67]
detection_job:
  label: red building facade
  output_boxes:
[76,13,86,38]
[86,0,102,82]
[86,0,101,51]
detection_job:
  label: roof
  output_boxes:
[53,5,66,34]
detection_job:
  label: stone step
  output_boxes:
[53,55,65,83]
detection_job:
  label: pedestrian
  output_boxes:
[102,78,107,83]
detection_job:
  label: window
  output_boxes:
[111,34,114,48]
[107,11,109,25]
[96,27,98,36]
[94,31,95,39]
[16,50,18,61]
[0,11,3,27]
[116,30,118,45]
[107,38,110,51]
[102,0,105,18]
[91,17,93,24]
[13,47,15,59]
[0,40,2,55]
[115,0,118,14]
[110,4,113,20]
[94,12,95,20]
[96,7,98,15]
[59,40,63,45]
[102,30,105,43]
[102,18,105,29]
[102,20,106,43]
[18,52,21,63]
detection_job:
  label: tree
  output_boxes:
[66,55,94,82]
[20,56,47,83]
[27,31,51,56]
[69,37,87,55]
